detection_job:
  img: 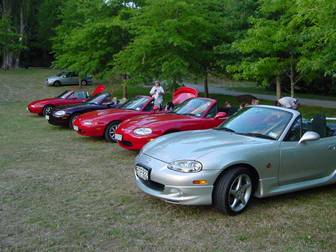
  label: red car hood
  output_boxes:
[77,108,146,123]
[28,98,62,106]
[120,113,195,130]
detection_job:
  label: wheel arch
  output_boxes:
[213,163,260,193]
[104,120,121,132]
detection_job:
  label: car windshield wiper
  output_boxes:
[215,127,236,133]
[237,132,275,140]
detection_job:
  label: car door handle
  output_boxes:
[328,144,336,151]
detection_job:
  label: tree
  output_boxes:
[53,0,136,92]
[296,0,336,79]
[228,0,303,98]
[115,0,232,97]
[0,16,24,69]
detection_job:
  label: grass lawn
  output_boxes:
[1,68,336,251]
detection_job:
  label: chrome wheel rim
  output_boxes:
[108,124,118,141]
[228,174,252,212]
[44,106,52,115]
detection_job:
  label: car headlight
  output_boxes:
[83,121,93,126]
[54,110,66,116]
[134,128,152,136]
[167,160,203,173]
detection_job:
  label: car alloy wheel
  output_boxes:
[228,174,252,212]
[104,122,119,142]
[42,105,54,116]
[213,167,254,215]
[54,81,61,87]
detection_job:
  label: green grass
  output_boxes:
[1,68,336,251]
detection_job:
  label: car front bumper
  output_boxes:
[27,105,43,114]
[116,130,160,151]
[45,80,54,86]
[48,115,69,126]
[135,154,218,205]
[73,122,105,137]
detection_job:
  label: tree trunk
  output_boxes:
[2,50,13,70]
[123,74,128,99]
[276,75,281,100]
[14,4,25,69]
[204,70,209,97]
[289,55,295,97]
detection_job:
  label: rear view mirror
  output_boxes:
[299,131,320,144]
[215,112,228,119]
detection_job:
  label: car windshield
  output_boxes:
[120,96,150,110]
[57,90,72,99]
[86,93,110,104]
[172,98,212,117]
[217,107,293,140]
[56,71,67,77]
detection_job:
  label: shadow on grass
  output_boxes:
[139,183,336,217]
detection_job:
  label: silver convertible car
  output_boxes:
[134,105,336,215]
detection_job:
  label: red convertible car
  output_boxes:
[115,97,228,151]
[73,87,199,142]
[27,85,105,116]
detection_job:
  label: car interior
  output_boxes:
[285,114,336,141]
[72,91,89,99]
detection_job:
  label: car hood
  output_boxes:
[28,98,59,106]
[55,103,97,112]
[123,113,195,128]
[47,76,59,80]
[142,129,268,163]
[78,108,136,121]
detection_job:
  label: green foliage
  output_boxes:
[114,0,234,86]
[229,0,303,83]
[53,0,134,78]
[296,0,336,77]
[0,17,25,53]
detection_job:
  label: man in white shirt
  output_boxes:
[150,81,165,108]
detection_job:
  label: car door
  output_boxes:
[279,117,336,185]
[70,72,79,85]
[198,104,224,129]
[61,72,71,85]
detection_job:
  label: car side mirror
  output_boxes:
[299,131,320,144]
[215,112,228,119]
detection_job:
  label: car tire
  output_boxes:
[104,121,120,142]
[42,105,54,116]
[69,114,79,129]
[54,81,61,87]
[81,80,88,86]
[213,167,254,215]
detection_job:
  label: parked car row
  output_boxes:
[27,86,336,215]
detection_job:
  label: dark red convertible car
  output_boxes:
[115,97,228,151]
[73,87,199,142]
[27,85,105,116]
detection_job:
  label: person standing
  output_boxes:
[150,80,165,109]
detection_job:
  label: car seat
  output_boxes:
[311,114,327,138]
